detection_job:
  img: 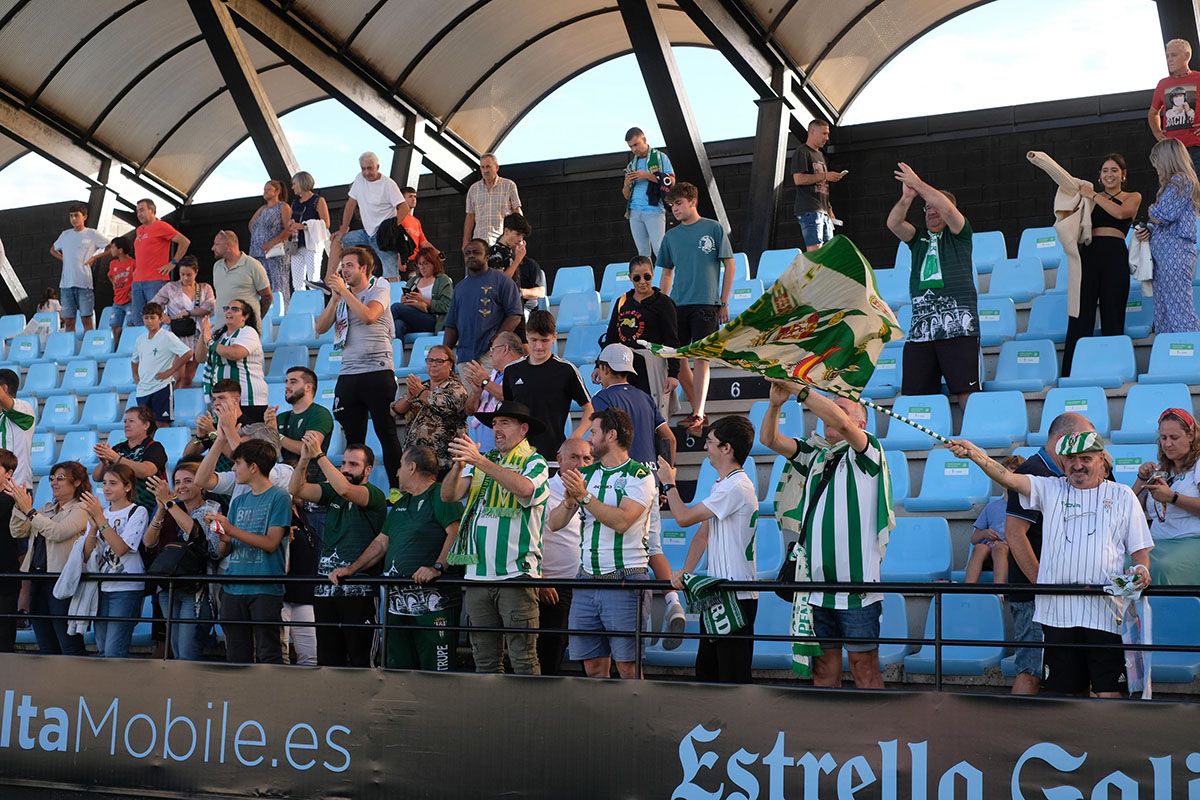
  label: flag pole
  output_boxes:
[781,378,953,447]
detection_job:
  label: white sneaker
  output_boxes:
[662,599,686,650]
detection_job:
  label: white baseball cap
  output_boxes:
[597,343,638,374]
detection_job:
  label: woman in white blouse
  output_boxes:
[151,255,215,388]
[1134,407,1200,585]
[82,463,149,658]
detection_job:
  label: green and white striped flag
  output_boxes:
[641,235,901,397]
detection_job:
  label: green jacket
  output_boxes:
[406,272,455,332]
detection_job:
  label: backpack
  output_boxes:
[374,218,416,264]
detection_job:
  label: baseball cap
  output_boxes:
[597,343,637,374]
[1055,431,1105,456]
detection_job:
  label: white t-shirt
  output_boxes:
[1020,475,1154,634]
[349,173,404,237]
[132,329,191,397]
[700,469,759,599]
[542,474,582,580]
[1144,461,1200,541]
[53,228,108,289]
[2,399,35,488]
[92,504,149,593]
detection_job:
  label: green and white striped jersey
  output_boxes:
[579,459,655,575]
[464,451,550,580]
[209,326,268,406]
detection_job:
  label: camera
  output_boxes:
[655,171,674,189]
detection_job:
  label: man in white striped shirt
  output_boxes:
[951,431,1153,697]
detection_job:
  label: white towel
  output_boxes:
[1128,236,1154,296]
[53,537,101,637]
[303,219,330,255]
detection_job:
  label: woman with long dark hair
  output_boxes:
[197,297,269,417]
[391,244,454,338]
[82,463,149,658]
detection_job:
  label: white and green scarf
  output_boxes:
[680,573,745,635]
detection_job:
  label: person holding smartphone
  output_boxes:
[391,244,453,339]
[1134,407,1200,586]
[791,119,846,251]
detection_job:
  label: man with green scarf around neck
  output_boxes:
[0,369,34,488]
[444,401,550,674]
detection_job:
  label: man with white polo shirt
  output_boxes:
[657,415,759,683]
[332,151,408,279]
[950,431,1153,697]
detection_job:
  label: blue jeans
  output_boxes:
[798,210,834,249]
[29,580,84,656]
[568,571,650,663]
[131,279,167,324]
[1008,599,1044,677]
[391,302,436,338]
[95,589,143,658]
[811,602,882,653]
[158,588,210,661]
[342,229,399,280]
[629,208,667,258]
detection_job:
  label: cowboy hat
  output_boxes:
[474,400,545,436]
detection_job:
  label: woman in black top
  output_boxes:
[1063,153,1142,375]
[602,255,681,418]
[92,405,168,514]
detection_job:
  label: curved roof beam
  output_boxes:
[85,36,204,137]
[341,0,389,52]
[29,0,151,104]
[799,0,886,89]
[391,0,497,92]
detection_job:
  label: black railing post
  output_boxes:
[162,579,174,660]
[379,585,388,669]
[933,591,943,691]
[634,582,644,672]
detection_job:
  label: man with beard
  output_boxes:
[443,239,522,371]
[289,432,388,667]
[950,432,1153,697]
[276,366,335,538]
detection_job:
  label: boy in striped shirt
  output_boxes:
[444,401,550,674]
[761,380,894,689]
[550,408,656,679]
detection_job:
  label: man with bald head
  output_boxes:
[1000,412,1095,695]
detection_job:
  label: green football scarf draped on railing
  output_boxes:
[680,573,745,635]
[447,439,538,566]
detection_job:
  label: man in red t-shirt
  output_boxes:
[131,198,190,325]
[1149,38,1200,173]
[400,186,428,271]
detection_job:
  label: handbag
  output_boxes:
[773,450,844,602]
[168,283,201,338]
[149,522,207,577]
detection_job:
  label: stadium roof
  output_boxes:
[0,0,991,203]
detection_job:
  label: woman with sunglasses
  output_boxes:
[1134,407,1200,585]
[602,254,681,419]
[197,298,269,419]
[391,344,467,477]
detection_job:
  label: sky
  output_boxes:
[0,0,1168,211]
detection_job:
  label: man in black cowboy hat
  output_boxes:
[443,401,551,674]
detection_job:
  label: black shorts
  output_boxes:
[1041,625,1126,695]
[676,304,721,346]
[901,336,980,396]
[136,385,173,424]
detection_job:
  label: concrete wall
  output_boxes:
[0,90,1158,311]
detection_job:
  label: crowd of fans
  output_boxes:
[0,39,1199,698]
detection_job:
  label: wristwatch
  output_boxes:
[660,483,676,494]
[579,493,593,506]
[432,562,446,573]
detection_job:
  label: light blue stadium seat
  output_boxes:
[1124,292,1154,339]
[1012,446,1039,463]
[315,383,336,410]
[115,327,141,356]
[9,334,40,365]
[97,306,117,330]
[28,432,56,476]
[886,450,909,504]
[693,457,758,504]
[73,392,120,434]
[756,248,800,287]
[732,252,751,280]
[396,335,442,377]
[728,279,764,317]
[267,381,285,408]
[1018,293,1067,343]
[314,342,344,380]
[880,517,951,581]
[894,304,912,338]
[572,368,603,411]
[750,593,805,669]
[976,296,1017,346]
[759,457,787,516]
[21,362,59,397]
[266,344,310,383]
[755,518,784,580]
[905,449,991,512]
[265,290,286,320]
[862,342,903,399]
[173,387,207,424]
[1112,383,1191,443]
[1108,444,1158,488]
[389,282,407,305]
[368,465,390,494]
[1058,335,1135,388]
[987,339,1058,393]
[555,290,602,332]
[880,394,951,450]
[1028,386,1110,446]
[32,311,60,332]
[1139,332,1200,384]
[549,266,595,303]
[1045,263,1068,295]
[33,475,54,508]
[749,399,802,456]
[644,617,701,667]
[875,263,910,309]
[259,318,277,347]
[894,239,911,269]
[60,359,98,394]
[273,314,317,348]
[0,313,24,340]
[1149,597,1200,682]
[93,357,135,395]
[326,425,346,464]
[659,523,703,572]
[40,394,79,432]
[287,290,326,317]
[562,323,607,367]
[1017,226,1064,269]
[958,390,1027,448]
[130,595,155,648]
[155,427,192,463]
[37,331,77,363]
[78,329,114,359]
[903,594,1006,675]
[59,431,100,469]
[971,230,1007,274]
[986,257,1043,303]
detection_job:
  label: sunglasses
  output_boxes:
[630,273,654,283]
[222,305,244,313]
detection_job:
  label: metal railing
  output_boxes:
[3,571,1198,691]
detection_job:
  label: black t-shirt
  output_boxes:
[0,494,18,588]
[502,356,591,461]
[790,144,830,214]
[488,244,545,311]
[1004,450,1054,602]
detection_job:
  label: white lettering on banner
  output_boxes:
[664,530,687,546]
[1115,458,1140,473]
[672,727,1200,800]
[877,358,896,370]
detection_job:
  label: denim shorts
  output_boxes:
[60,286,95,317]
[1008,599,1044,677]
[109,303,130,328]
[811,602,881,652]
[798,210,834,249]
[568,571,650,663]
